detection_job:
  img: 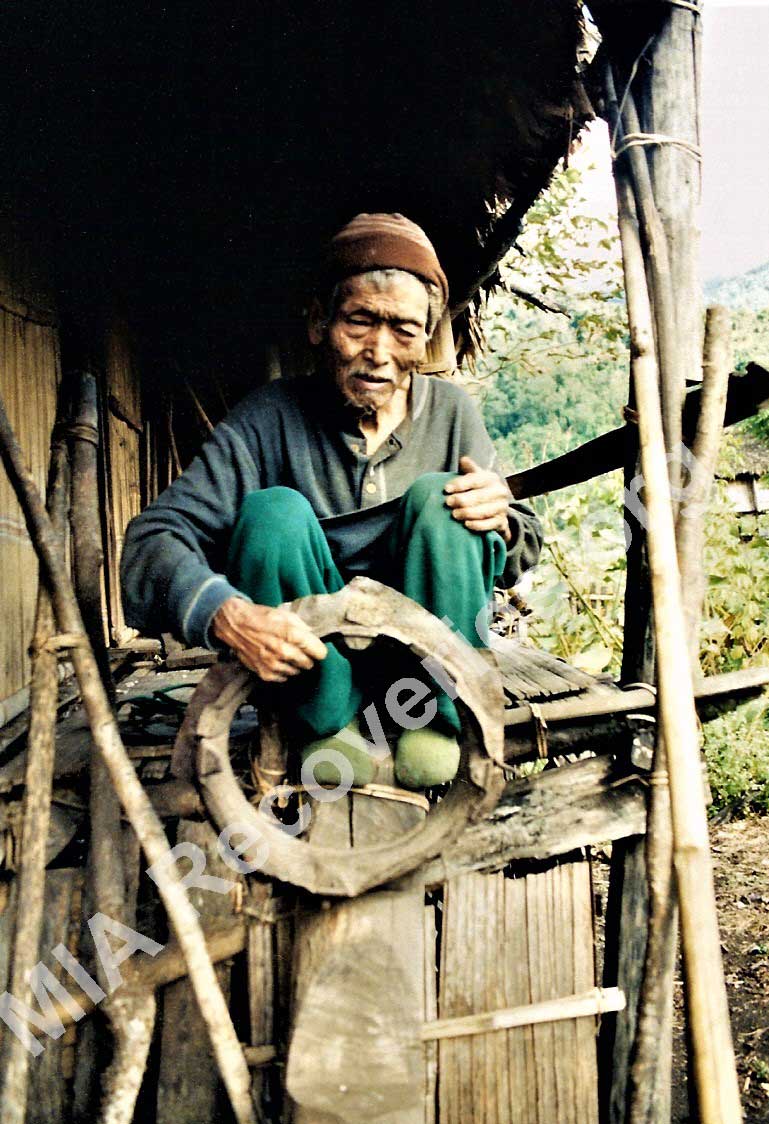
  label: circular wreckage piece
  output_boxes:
[193,577,506,897]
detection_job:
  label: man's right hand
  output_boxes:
[212,597,328,683]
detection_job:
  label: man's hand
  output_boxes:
[212,597,328,683]
[444,455,512,542]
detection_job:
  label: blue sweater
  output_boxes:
[120,374,542,648]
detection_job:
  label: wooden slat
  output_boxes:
[493,640,597,705]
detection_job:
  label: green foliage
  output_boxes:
[474,162,628,469]
[700,698,769,819]
[700,487,769,676]
[525,474,626,676]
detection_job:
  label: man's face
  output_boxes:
[319,273,430,412]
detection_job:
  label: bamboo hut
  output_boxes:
[0,2,762,1121]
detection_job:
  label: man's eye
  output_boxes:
[346,314,373,326]
[395,326,417,339]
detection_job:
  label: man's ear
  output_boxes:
[307,298,327,346]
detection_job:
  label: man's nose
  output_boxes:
[361,325,390,366]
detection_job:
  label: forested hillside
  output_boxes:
[705,261,769,312]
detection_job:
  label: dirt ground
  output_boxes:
[672,817,769,1123]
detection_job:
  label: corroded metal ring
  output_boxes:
[192,577,505,897]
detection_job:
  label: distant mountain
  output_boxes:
[704,262,769,311]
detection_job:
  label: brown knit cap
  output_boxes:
[327,213,449,307]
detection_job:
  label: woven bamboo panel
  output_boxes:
[0,310,60,702]
[437,862,598,1123]
[103,325,142,640]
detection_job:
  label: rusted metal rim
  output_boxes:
[193,577,505,897]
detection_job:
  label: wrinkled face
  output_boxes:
[317,273,430,412]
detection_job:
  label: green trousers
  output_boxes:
[226,475,506,739]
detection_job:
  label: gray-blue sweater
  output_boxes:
[120,373,542,648]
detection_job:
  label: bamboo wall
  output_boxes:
[0,211,60,704]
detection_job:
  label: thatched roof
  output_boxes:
[0,1,614,379]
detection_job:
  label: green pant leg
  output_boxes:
[390,473,507,733]
[226,487,361,738]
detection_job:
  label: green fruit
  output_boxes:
[301,717,377,787]
[394,728,460,790]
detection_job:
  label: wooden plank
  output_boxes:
[504,873,536,1124]
[527,871,557,1123]
[155,820,238,1124]
[422,756,646,883]
[288,791,425,1124]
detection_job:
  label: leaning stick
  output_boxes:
[614,164,743,1121]
[69,371,157,1124]
[0,393,257,1124]
[677,306,733,663]
[0,427,69,1124]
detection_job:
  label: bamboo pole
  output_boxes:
[614,157,742,1122]
[0,424,69,1124]
[0,394,257,1124]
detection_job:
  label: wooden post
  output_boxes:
[614,143,742,1121]
[600,7,704,1111]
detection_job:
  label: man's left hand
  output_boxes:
[444,455,511,542]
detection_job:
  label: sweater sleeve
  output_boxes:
[456,390,543,587]
[120,417,262,648]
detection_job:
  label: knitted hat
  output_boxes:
[326,213,449,307]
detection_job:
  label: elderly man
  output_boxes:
[121,214,542,788]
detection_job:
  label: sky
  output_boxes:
[701,1,769,279]
[576,2,769,284]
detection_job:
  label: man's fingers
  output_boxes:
[459,454,482,474]
[451,500,508,522]
[268,659,303,679]
[274,611,328,660]
[445,470,505,496]
[464,516,507,533]
[260,670,290,683]
[444,473,486,495]
[445,484,506,509]
[264,636,316,670]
